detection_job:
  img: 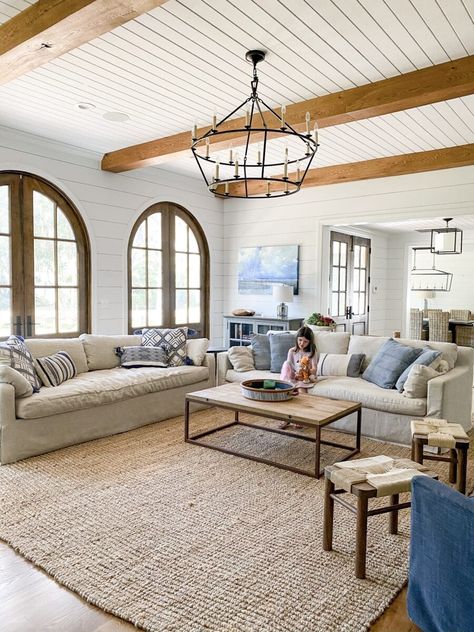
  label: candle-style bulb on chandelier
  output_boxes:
[191,50,319,199]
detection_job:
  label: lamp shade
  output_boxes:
[272,284,293,303]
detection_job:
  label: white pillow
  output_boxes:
[403,365,440,398]
[186,338,209,366]
[228,346,255,372]
[0,365,33,398]
[317,353,365,377]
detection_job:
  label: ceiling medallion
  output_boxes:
[191,50,319,199]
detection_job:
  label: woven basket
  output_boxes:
[241,379,295,402]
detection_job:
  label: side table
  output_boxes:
[323,459,438,579]
[206,348,227,384]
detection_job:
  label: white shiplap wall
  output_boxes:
[222,165,474,338]
[0,125,224,342]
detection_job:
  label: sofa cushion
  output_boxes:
[310,376,427,417]
[142,328,187,367]
[224,370,427,416]
[348,335,389,370]
[228,346,255,372]
[362,339,423,389]
[269,332,296,373]
[225,368,276,384]
[16,365,209,419]
[186,338,209,366]
[317,353,365,377]
[0,335,41,392]
[395,348,441,392]
[314,331,350,354]
[251,334,271,370]
[35,351,77,387]
[80,334,141,370]
[0,365,33,398]
[25,338,89,374]
[116,346,168,368]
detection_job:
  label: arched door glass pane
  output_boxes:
[33,192,79,334]
[0,185,11,336]
[131,211,163,328]
[175,216,201,325]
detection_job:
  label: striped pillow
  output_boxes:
[35,351,77,388]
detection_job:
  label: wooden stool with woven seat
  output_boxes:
[323,456,438,579]
[411,418,470,495]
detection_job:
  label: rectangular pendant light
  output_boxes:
[430,218,463,255]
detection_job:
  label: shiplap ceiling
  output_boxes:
[360,214,474,233]
[0,0,473,180]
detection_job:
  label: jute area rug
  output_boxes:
[0,410,472,632]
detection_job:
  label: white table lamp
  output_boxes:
[418,290,436,311]
[272,284,293,319]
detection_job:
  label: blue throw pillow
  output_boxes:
[362,338,423,389]
[395,348,442,392]
[251,334,271,370]
[269,332,296,373]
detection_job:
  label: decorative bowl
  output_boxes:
[240,379,295,402]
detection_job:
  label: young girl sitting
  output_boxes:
[280,326,319,428]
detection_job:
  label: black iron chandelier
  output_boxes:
[191,50,319,199]
[430,217,463,255]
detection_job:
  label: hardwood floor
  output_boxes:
[0,540,420,631]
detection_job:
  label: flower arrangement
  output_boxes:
[305,312,336,327]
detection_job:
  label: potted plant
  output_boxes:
[305,312,336,331]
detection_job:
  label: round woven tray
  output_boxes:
[240,379,295,402]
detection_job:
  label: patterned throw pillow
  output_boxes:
[141,328,187,367]
[0,335,41,392]
[35,351,77,387]
[115,346,168,369]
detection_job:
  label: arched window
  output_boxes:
[0,172,90,338]
[128,202,209,336]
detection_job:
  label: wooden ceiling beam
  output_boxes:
[214,144,474,197]
[101,55,474,172]
[0,0,169,86]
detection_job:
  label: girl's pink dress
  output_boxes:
[280,349,318,382]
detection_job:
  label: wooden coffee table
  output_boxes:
[185,383,362,478]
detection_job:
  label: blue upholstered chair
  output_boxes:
[407,476,474,632]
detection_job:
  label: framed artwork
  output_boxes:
[238,245,299,295]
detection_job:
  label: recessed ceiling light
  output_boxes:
[77,102,96,110]
[103,111,130,122]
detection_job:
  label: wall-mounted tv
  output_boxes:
[238,245,299,295]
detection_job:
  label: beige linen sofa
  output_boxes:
[217,332,473,446]
[0,334,214,464]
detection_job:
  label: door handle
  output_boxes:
[13,316,23,336]
[345,306,353,319]
[26,315,36,338]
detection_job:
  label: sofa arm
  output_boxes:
[201,353,216,384]
[216,352,232,385]
[0,382,17,430]
[427,362,473,429]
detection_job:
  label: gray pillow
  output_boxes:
[251,334,271,370]
[362,338,423,389]
[269,333,296,373]
[115,346,168,368]
[395,348,441,392]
